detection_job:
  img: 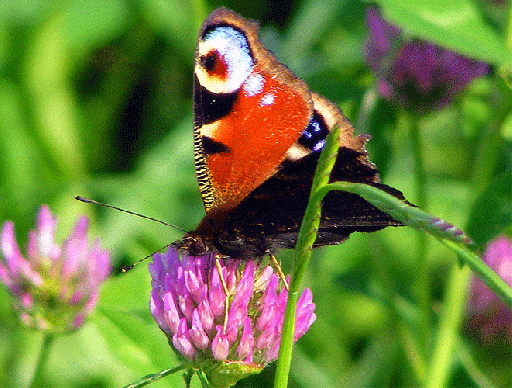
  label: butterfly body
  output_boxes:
[174,8,407,258]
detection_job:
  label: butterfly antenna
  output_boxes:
[120,244,172,272]
[74,195,187,233]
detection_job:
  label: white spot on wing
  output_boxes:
[260,93,275,106]
[243,73,264,96]
[312,139,325,152]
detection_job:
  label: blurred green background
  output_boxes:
[0,0,511,386]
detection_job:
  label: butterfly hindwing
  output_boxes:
[206,93,405,256]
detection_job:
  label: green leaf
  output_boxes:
[64,0,129,54]
[99,262,153,311]
[24,12,86,178]
[336,268,371,295]
[282,0,344,69]
[321,182,473,246]
[323,181,512,310]
[202,361,264,388]
[142,0,198,57]
[0,81,50,214]
[0,0,49,22]
[94,308,166,370]
[377,0,512,65]
[94,265,180,378]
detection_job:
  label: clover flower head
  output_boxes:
[149,247,316,386]
[0,205,111,332]
[467,235,512,346]
[365,7,489,113]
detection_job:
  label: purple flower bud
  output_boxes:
[295,288,317,340]
[185,263,205,304]
[0,205,111,332]
[150,289,168,332]
[149,247,316,383]
[211,325,230,361]
[177,288,194,321]
[189,310,210,350]
[173,318,196,360]
[255,274,279,332]
[365,7,489,113]
[209,265,226,317]
[255,320,277,351]
[1,222,43,289]
[225,261,238,293]
[227,261,254,330]
[237,317,255,362]
[197,290,214,332]
[163,291,181,334]
[466,235,512,345]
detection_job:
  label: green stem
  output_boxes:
[123,364,189,388]
[30,333,55,388]
[274,127,341,388]
[457,341,499,388]
[409,115,427,211]
[274,288,299,388]
[323,181,512,308]
[373,242,427,382]
[398,319,427,381]
[425,78,511,387]
[409,113,431,358]
[423,263,471,388]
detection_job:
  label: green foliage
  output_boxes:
[378,0,512,64]
[0,0,510,387]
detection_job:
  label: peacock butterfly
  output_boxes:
[173,7,408,258]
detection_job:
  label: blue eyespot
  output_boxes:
[299,112,329,152]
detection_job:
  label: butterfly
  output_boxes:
[173,7,408,259]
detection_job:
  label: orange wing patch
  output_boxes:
[205,69,310,212]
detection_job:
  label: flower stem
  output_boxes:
[457,340,499,388]
[325,181,512,308]
[30,333,55,388]
[423,263,471,388]
[426,79,511,387]
[409,113,431,359]
[123,364,189,388]
[274,288,299,388]
[274,127,341,388]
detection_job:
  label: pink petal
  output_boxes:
[188,310,209,350]
[237,317,254,361]
[211,326,230,361]
[172,318,196,361]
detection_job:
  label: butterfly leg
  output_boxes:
[268,252,289,290]
[214,255,231,333]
